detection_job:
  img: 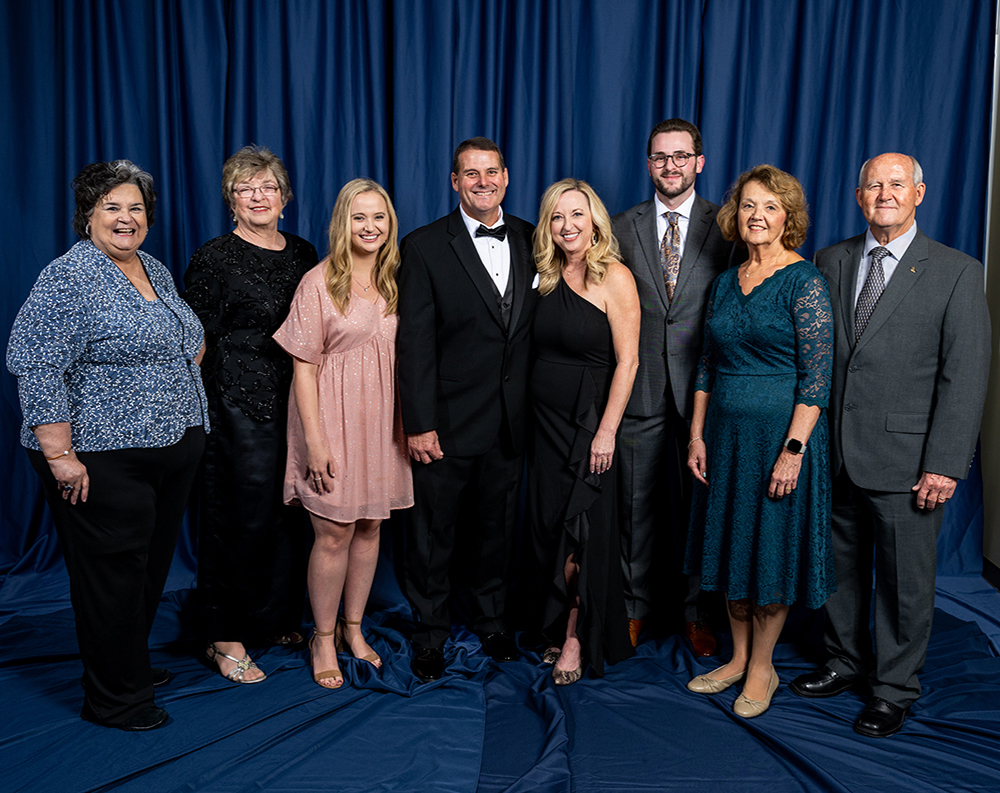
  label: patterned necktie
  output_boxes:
[855,246,890,342]
[660,211,681,302]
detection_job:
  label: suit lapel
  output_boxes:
[447,210,504,328]
[507,221,532,332]
[854,231,928,351]
[839,238,862,336]
[674,194,712,300]
[632,200,669,310]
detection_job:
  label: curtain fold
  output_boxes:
[1,0,994,580]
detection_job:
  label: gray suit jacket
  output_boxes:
[612,194,733,419]
[815,229,990,491]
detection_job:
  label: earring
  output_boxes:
[592,232,598,244]
[232,214,237,224]
[280,212,284,219]
[85,222,91,237]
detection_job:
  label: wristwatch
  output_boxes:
[783,438,806,454]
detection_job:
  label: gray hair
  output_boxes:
[72,160,156,239]
[858,154,924,189]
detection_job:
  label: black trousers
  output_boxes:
[404,434,522,650]
[197,394,308,643]
[29,426,205,725]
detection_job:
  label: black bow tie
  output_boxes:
[475,224,507,241]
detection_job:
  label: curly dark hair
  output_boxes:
[72,160,156,239]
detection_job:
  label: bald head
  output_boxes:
[856,153,926,244]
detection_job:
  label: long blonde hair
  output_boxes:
[324,179,401,316]
[533,178,620,296]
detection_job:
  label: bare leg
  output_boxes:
[555,554,583,673]
[707,598,752,680]
[208,640,266,682]
[742,602,789,699]
[308,514,356,688]
[339,518,383,666]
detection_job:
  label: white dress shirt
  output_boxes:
[460,205,511,294]
[654,191,697,256]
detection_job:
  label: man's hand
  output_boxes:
[912,471,957,510]
[407,430,444,464]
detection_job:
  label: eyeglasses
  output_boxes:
[233,184,280,199]
[647,152,695,168]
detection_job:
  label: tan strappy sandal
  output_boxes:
[309,628,344,689]
[336,619,382,669]
[204,643,267,684]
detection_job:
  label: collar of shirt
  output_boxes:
[854,222,918,302]
[459,204,511,292]
[654,191,697,255]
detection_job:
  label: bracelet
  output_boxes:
[44,449,71,461]
[687,437,704,448]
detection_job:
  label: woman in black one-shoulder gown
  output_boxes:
[528,179,640,683]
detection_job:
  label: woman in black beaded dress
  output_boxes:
[183,146,317,683]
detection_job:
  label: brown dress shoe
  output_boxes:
[685,621,718,657]
[628,619,644,647]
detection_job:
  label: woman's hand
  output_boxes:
[50,454,89,504]
[306,445,335,494]
[590,428,616,474]
[687,438,708,486]
[768,449,803,499]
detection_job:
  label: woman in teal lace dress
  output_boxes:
[684,165,834,719]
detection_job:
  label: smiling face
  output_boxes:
[856,153,925,243]
[88,183,148,264]
[737,180,789,249]
[231,169,286,232]
[349,191,390,260]
[647,130,704,207]
[451,149,508,225]
[550,190,594,260]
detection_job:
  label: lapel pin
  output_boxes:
[909,266,916,273]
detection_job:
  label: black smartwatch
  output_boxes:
[783,438,806,454]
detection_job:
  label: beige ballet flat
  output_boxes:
[687,665,745,694]
[733,667,780,718]
[310,628,344,689]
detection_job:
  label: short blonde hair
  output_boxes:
[717,164,809,250]
[324,179,400,316]
[221,145,293,211]
[534,179,620,296]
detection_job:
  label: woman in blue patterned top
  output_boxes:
[684,165,834,719]
[7,160,208,732]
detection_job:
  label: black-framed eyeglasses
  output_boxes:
[233,184,280,198]
[647,152,695,168]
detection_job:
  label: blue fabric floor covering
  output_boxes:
[1,571,999,792]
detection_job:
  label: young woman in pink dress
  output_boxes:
[274,179,413,689]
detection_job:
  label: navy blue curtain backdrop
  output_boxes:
[1,0,995,581]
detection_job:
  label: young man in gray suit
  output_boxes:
[791,153,991,737]
[611,119,733,654]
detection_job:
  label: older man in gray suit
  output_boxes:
[611,119,733,654]
[791,153,990,737]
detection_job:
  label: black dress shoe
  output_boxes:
[85,706,170,732]
[480,631,518,662]
[789,667,858,698]
[412,647,445,682]
[150,667,172,687]
[854,698,907,738]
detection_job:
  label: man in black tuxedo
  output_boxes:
[791,153,990,737]
[397,137,538,682]
[611,119,733,654]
